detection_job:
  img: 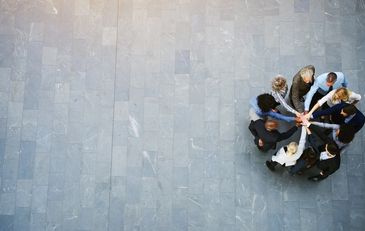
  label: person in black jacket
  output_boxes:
[308,142,341,181]
[310,103,365,133]
[248,119,298,152]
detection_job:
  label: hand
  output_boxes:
[304,111,308,115]
[301,117,311,127]
[258,139,264,147]
[295,112,302,117]
[303,113,311,120]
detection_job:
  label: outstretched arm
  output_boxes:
[311,102,347,119]
[274,91,300,116]
[304,84,319,112]
[277,126,298,142]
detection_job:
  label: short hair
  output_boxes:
[326,72,337,83]
[300,67,314,79]
[257,94,277,112]
[286,142,298,155]
[338,124,356,143]
[342,104,357,116]
[271,75,287,92]
[326,142,340,156]
[265,119,279,130]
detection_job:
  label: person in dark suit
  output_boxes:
[308,142,341,181]
[248,119,298,152]
[311,103,365,133]
[289,65,315,113]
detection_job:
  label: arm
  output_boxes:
[267,110,296,122]
[310,121,340,130]
[291,77,304,113]
[291,127,307,160]
[349,91,361,104]
[342,73,348,87]
[308,122,332,144]
[304,84,319,111]
[275,91,299,116]
[311,102,347,119]
[277,126,298,142]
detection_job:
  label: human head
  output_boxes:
[286,142,298,155]
[271,75,287,92]
[300,67,314,83]
[325,142,340,156]
[257,94,277,112]
[326,72,337,87]
[340,104,357,117]
[336,124,356,143]
[332,87,349,102]
[264,119,278,131]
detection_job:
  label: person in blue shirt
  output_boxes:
[304,72,348,113]
[249,94,296,123]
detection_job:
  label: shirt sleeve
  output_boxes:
[349,91,362,103]
[304,84,319,111]
[290,76,304,113]
[317,90,334,107]
[311,121,340,130]
[267,111,296,122]
[342,73,348,87]
[291,127,307,160]
[275,91,298,115]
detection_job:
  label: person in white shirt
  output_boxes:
[266,126,309,171]
[305,87,361,119]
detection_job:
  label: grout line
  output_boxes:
[107,0,120,229]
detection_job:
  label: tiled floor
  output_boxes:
[1,0,365,230]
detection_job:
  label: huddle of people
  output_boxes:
[248,65,364,181]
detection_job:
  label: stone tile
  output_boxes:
[14,207,30,231]
[175,50,191,74]
[1,0,365,230]
[18,141,36,179]
[0,215,14,231]
[15,180,32,207]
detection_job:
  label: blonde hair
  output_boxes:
[271,75,287,91]
[286,142,298,155]
[332,87,350,102]
[300,67,313,79]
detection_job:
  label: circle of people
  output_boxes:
[248,65,364,181]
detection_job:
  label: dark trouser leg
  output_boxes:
[309,91,325,110]
[308,173,328,181]
[266,160,278,171]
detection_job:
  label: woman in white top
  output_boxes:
[270,75,301,117]
[305,87,361,119]
[266,126,309,171]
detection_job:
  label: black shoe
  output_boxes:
[266,161,275,171]
[308,176,319,182]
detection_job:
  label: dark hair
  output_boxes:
[338,124,356,143]
[257,94,278,112]
[342,105,357,116]
[326,142,340,156]
[326,72,337,83]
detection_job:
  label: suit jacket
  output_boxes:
[317,150,341,177]
[289,65,315,113]
[248,119,298,152]
[312,102,365,133]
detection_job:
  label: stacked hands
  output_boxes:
[294,113,311,127]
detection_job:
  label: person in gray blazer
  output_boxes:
[289,65,315,113]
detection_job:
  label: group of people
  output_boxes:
[248,65,364,181]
